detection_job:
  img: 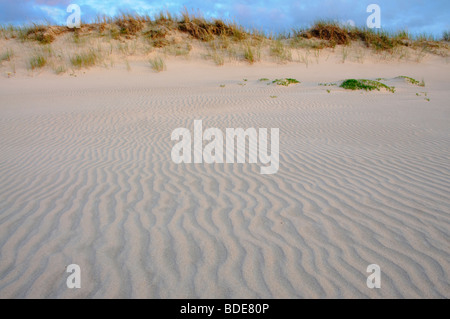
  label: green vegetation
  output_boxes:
[18,24,57,44]
[270,40,292,62]
[210,51,225,65]
[272,78,300,86]
[340,79,395,93]
[29,54,47,70]
[54,65,66,75]
[259,78,270,82]
[398,76,425,87]
[70,50,99,68]
[243,45,260,64]
[292,20,448,55]
[0,49,13,63]
[149,56,166,72]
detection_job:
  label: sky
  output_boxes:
[0,0,449,37]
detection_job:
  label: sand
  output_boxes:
[0,56,449,298]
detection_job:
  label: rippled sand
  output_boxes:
[0,59,449,298]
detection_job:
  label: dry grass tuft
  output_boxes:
[115,13,145,37]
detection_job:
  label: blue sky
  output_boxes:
[0,0,449,37]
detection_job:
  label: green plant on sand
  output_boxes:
[340,79,395,93]
[70,50,99,69]
[272,78,300,86]
[149,56,166,72]
[397,76,425,87]
[29,54,47,70]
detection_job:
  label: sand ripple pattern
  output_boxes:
[0,80,449,298]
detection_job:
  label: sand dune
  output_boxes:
[0,58,449,298]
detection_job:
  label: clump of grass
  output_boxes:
[70,50,99,69]
[270,40,292,62]
[356,29,400,51]
[298,21,350,46]
[178,11,247,42]
[272,78,300,86]
[149,56,166,72]
[54,65,66,75]
[210,51,225,65]
[115,13,145,37]
[108,26,121,40]
[270,95,277,98]
[0,49,13,63]
[29,54,47,70]
[72,31,83,44]
[398,76,425,87]
[293,21,445,54]
[243,45,260,64]
[327,89,331,93]
[259,78,270,82]
[219,84,225,88]
[18,24,63,44]
[340,79,395,93]
[144,27,170,47]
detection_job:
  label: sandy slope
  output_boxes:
[0,58,449,298]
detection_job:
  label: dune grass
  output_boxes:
[270,40,292,62]
[272,78,300,86]
[70,50,99,69]
[340,79,395,93]
[397,76,425,87]
[29,54,47,70]
[243,45,260,64]
[149,56,166,72]
[1,13,447,54]
[0,49,13,63]
[54,65,67,75]
[1,11,448,74]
